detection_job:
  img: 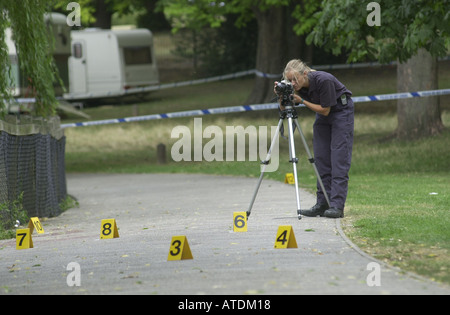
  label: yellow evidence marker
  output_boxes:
[167,236,193,261]
[28,217,45,234]
[233,212,248,232]
[274,225,298,249]
[284,173,295,184]
[16,228,33,250]
[100,218,119,239]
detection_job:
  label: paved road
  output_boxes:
[0,173,448,295]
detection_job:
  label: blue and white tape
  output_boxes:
[13,59,449,101]
[61,88,450,129]
[61,104,277,128]
[64,70,258,100]
[352,89,450,103]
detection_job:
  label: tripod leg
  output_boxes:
[293,119,331,208]
[246,118,283,218]
[287,117,302,220]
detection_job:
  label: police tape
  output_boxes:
[63,69,257,99]
[13,64,388,102]
[61,104,277,128]
[12,61,405,101]
[60,88,450,129]
[352,88,450,102]
[15,58,449,101]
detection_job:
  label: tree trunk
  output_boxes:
[246,5,302,105]
[396,48,443,140]
[93,0,112,29]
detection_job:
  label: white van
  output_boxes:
[65,28,159,100]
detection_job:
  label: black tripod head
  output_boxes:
[279,104,298,119]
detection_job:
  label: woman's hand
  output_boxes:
[273,81,279,95]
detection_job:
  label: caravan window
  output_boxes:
[123,46,152,65]
[73,43,83,58]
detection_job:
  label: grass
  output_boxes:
[343,121,450,284]
[60,63,450,284]
[0,193,28,240]
[344,172,449,283]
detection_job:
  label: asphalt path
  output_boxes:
[0,173,448,295]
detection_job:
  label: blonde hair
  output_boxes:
[282,59,315,81]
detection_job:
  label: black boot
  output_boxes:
[300,203,328,217]
[324,207,344,218]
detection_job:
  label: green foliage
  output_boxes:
[0,10,12,114]
[53,0,96,26]
[53,0,148,26]
[0,193,28,240]
[304,0,450,63]
[160,0,229,32]
[0,1,59,117]
[291,1,321,36]
[160,0,292,32]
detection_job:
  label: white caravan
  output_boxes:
[65,28,159,100]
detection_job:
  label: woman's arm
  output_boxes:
[293,94,330,116]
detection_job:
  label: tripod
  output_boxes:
[246,103,330,220]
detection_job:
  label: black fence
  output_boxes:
[0,115,67,218]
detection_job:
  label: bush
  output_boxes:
[0,192,28,239]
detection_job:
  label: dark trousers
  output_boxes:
[313,100,354,210]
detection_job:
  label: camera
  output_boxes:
[275,80,294,106]
[275,80,293,94]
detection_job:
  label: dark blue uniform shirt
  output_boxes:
[298,71,352,111]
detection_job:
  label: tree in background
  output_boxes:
[242,0,306,104]
[160,0,309,104]
[0,0,59,117]
[49,0,448,140]
[304,0,449,140]
[53,0,341,106]
[58,0,169,30]
[164,4,257,76]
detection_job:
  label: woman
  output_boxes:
[275,59,354,218]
